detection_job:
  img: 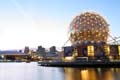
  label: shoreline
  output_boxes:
[38,61,120,68]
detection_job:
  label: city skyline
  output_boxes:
[0,0,120,50]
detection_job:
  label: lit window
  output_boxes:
[87,45,94,56]
[118,46,120,56]
[104,45,110,55]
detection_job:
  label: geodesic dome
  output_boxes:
[68,12,109,45]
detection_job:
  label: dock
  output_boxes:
[38,61,120,68]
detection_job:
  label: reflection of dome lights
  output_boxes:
[68,12,109,45]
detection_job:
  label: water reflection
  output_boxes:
[64,68,120,80]
[37,67,64,80]
[0,62,38,80]
[0,62,120,80]
[0,62,65,80]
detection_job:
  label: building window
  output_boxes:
[104,45,110,56]
[87,45,94,56]
[118,46,120,56]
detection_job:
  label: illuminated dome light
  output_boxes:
[68,12,109,45]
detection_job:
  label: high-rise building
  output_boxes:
[37,46,46,57]
[24,46,29,54]
[50,46,57,54]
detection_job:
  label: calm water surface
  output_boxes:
[0,62,120,80]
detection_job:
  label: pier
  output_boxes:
[38,61,120,68]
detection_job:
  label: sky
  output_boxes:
[0,0,120,50]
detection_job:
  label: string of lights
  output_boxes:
[68,12,109,45]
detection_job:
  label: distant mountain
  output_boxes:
[0,50,24,54]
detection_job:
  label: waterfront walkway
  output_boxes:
[38,61,120,68]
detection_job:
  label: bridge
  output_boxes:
[0,50,30,61]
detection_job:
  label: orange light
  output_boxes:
[69,12,109,45]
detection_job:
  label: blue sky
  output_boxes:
[0,0,120,50]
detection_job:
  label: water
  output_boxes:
[0,62,120,80]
